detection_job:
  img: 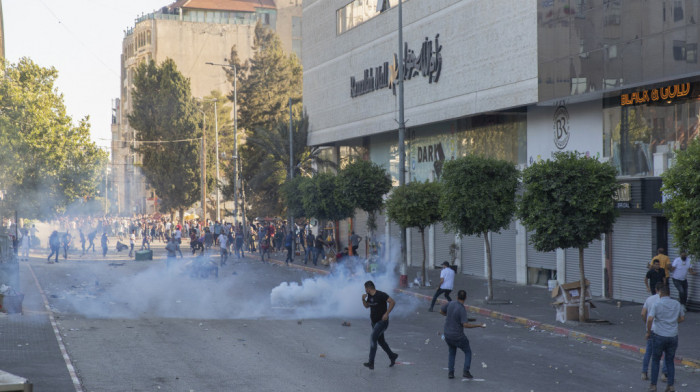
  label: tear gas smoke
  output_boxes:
[269,235,421,319]
[44,231,421,320]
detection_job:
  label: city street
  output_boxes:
[2,242,697,391]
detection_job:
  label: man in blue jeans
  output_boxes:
[641,282,667,381]
[361,280,398,369]
[440,290,486,379]
[646,285,685,392]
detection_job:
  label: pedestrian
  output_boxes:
[128,230,135,257]
[361,280,398,370]
[669,252,696,308]
[305,230,315,265]
[429,261,455,312]
[313,234,325,266]
[218,231,228,266]
[79,228,86,255]
[645,259,667,295]
[641,282,667,382]
[29,224,38,248]
[649,248,671,282]
[100,232,109,257]
[260,233,271,262]
[440,289,485,379]
[87,230,96,252]
[284,230,294,265]
[47,231,60,263]
[165,236,178,269]
[350,231,362,256]
[235,227,245,259]
[20,228,30,261]
[62,231,72,260]
[646,284,685,391]
[173,226,183,258]
[141,231,150,250]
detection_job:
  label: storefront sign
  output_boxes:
[553,105,570,149]
[620,83,691,106]
[350,34,443,98]
[613,183,631,208]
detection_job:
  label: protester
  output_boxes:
[669,252,696,309]
[646,285,685,391]
[100,232,109,257]
[350,231,362,255]
[645,259,667,295]
[20,228,30,261]
[429,261,455,312]
[284,230,294,265]
[648,248,671,281]
[62,231,72,259]
[440,289,485,379]
[218,231,228,266]
[361,280,398,370]
[641,282,667,382]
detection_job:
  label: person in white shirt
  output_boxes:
[669,252,696,307]
[218,232,228,265]
[429,261,456,312]
[20,229,30,261]
[129,231,136,257]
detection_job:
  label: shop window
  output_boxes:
[687,43,697,63]
[673,40,687,60]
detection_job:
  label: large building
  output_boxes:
[303,0,700,307]
[0,0,5,60]
[112,0,302,216]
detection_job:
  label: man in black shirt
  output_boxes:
[361,280,399,370]
[645,259,667,295]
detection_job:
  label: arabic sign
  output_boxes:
[350,34,443,98]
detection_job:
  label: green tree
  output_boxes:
[300,173,354,250]
[222,23,304,217]
[128,59,201,219]
[386,181,442,287]
[337,159,392,240]
[200,91,234,218]
[0,58,107,219]
[280,175,308,219]
[439,155,519,301]
[660,138,700,258]
[517,151,618,321]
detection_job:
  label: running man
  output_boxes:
[361,280,398,370]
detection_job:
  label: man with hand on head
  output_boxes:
[440,289,485,380]
[361,280,399,370]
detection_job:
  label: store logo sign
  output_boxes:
[350,34,443,98]
[553,105,570,150]
[621,83,691,106]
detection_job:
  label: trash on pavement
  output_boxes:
[551,279,595,322]
[341,321,351,327]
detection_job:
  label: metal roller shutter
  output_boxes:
[411,228,426,268]
[461,234,485,277]
[526,232,557,270]
[339,219,349,251]
[668,229,700,308]
[612,214,653,303]
[491,222,517,282]
[435,223,454,267]
[565,240,603,297]
[352,210,368,258]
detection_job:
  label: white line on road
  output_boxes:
[26,263,84,392]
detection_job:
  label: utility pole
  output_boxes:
[201,115,207,222]
[397,0,408,287]
[289,98,294,259]
[213,99,220,222]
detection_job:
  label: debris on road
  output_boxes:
[424,339,430,344]
[341,321,351,327]
[319,353,326,358]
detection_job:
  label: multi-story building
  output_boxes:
[112,0,302,216]
[303,0,700,307]
[0,0,5,60]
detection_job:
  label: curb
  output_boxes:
[264,254,700,369]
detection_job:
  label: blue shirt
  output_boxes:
[442,300,468,339]
[649,296,685,337]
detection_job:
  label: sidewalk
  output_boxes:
[266,253,700,369]
[0,260,78,392]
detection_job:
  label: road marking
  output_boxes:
[26,263,84,392]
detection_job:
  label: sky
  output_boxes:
[3,0,168,151]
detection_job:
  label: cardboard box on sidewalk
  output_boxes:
[551,279,594,322]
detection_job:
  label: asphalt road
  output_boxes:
[26,244,700,391]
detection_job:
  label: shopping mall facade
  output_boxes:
[302,0,700,306]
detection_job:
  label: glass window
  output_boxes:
[336,0,408,35]
[603,93,700,177]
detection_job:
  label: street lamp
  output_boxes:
[205,61,238,227]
